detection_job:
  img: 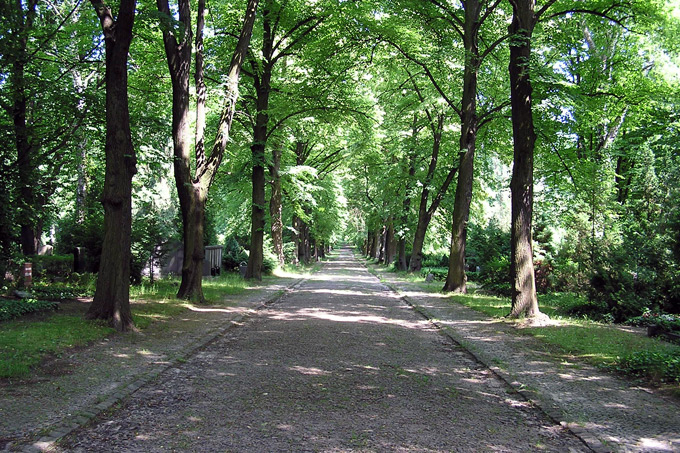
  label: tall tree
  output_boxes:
[243,0,325,279]
[507,0,542,318]
[157,0,259,300]
[85,0,137,331]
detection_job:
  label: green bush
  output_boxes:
[31,254,73,280]
[223,236,248,271]
[421,253,448,268]
[479,256,511,297]
[0,298,59,322]
[420,267,448,281]
[616,350,680,383]
[626,309,680,332]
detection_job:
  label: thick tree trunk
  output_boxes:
[86,0,137,332]
[177,185,207,301]
[12,0,38,256]
[443,0,480,293]
[269,146,284,266]
[158,0,259,295]
[370,229,379,259]
[508,0,542,319]
[246,6,274,280]
[408,212,431,272]
[247,160,266,280]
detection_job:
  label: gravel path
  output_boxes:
[374,259,680,452]
[52,249,588,452]
[1,276,300,452]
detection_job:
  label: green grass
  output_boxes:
[370,262,680,386]
[447,290,680,385]
[0,272,256,378]
[0,314,115,378]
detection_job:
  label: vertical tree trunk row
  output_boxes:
[86,0,137,331]
[508,0,542,319]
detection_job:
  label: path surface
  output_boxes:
[375,263,680,453]
[53,249,588,452]
[1,276,300,452]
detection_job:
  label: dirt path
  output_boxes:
[52,248,588,452]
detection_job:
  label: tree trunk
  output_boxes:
[370,228,379,259]
[177,185,207,301]
[443,0,480,293]
[247,161,266,280]
[86,0,137,332]
[11,0,38,256]
[397,143,417,271]
[269,145,284,266]
[157,0,259,296]
[385,220,396,265]
[508,0,542,319]
[246,5,274,280]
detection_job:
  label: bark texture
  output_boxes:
[508,0,541,318]
[157,0,259,297]
[86,0,137,332]
[443,0,480,293]
[246,2,274,280]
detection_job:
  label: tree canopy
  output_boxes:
[1,0,679,328]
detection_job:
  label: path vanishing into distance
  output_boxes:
[6,247,680,452]
[52,248,587,452]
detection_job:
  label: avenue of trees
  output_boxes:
[1,0,679,330]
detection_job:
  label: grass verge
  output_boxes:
[370,263,680,388]
[0,272,268,378]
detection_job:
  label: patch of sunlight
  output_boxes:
[277,424,294,431]
[113,353,130,358]
[185,305,247,314]
[603,403,629,409]
[639,438,677,451]
[137,349,152,356]
[300,288,372,297]
[290,366,331,376]
[269,307,427,329]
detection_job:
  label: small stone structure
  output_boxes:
[161,244,223,277]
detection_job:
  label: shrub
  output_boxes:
[421,253,448,268]
[479,256,511,297]
[626,309,680,332]
[0,298,59,322]
[420,267,447,281]
[616,350,680,383]
[223,236,248,271]
[31,255,73,280]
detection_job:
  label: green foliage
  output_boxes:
[479,256,511,297]
[0,298,58,322]
[420,267,447,281]
[30,255,73,280]
[616,350,680,384]
[626,309,680,332]
[223,236,248,271]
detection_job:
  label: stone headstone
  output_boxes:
[425,273,434,283]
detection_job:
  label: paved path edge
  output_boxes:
[17,277,306,453]
[355,256,607,453]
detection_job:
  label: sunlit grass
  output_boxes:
[0,315,114,378]
[369,261,680,386]
[1,272,259,378]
